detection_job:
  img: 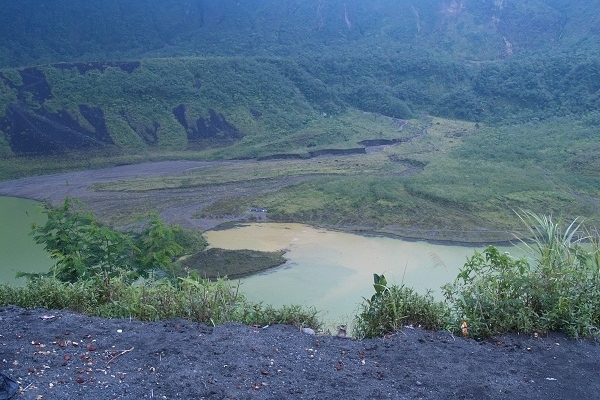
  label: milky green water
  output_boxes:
[205,223,521,328]
[0,196,52,286]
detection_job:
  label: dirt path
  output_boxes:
[1,306,599,400]
[0,160,301,231]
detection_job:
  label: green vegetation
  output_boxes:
[3,196,600,339]
[12,115,590,244]
[353,274,449,339]
[199,117,598,242]
[443,211,600,338]
[2,1,600,159]
[26,197,288,283]
[354,212,600,339]
[25,198,187,283]
[1,1,600,336]
[1,2,599,241]
[2,1,599,68]
[0,275,320,329]
[3,52,600,156]
[180,248,286,279]
[0,198,319,329]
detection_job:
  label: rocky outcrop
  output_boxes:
[173,105,244,142]
[2,104,114,155]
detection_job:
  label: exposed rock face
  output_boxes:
[2,104,114,156]
[1,61,246,156]
[0,64,143,156]
[173,104,244,142]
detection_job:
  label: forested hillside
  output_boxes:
[1,0,600,157]
[2,0,600,66]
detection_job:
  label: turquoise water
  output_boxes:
[0,196,52,286]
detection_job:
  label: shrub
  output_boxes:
[443,211,600,338]
[354,211,600,339]
[353,274,449,339]
[0,273,321,331]
[26,198,187,283]
[442,246,536,338]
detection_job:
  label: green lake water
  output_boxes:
[0,196,52,286]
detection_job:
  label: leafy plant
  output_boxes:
[515,209,588,272]
[442,246,534,338]
[353,273,449,339]
[25,197,187,283]
[443,212,600,338]
[134,212,184,280]
[26,197,135,282]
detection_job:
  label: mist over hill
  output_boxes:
[0,0,599,157]
[2,0,600,66]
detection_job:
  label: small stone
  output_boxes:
[301,328,315,335]
[85,344,97,351]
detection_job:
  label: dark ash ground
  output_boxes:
[2,306,600,400]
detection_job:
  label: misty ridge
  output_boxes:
[2,0,600,156]
[2,0,600,66]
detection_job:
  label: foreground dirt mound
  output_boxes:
[1,306,599,399]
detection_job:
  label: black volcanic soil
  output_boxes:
[1,306,600,400]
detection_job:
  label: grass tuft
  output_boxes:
[353,274,449,339]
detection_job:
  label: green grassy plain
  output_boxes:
[180,248,287,279]
[33,114,595,243]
